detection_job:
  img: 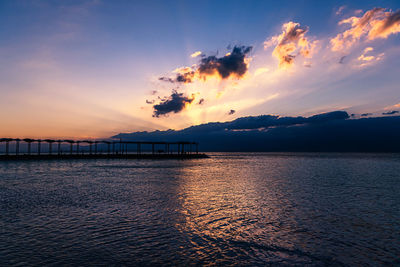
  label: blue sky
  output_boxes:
[0,0,400,138]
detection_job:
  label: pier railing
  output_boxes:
[0,138,199,157]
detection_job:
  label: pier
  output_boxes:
[0,138,208,160]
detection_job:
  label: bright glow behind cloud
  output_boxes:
[147,7,400,128]
[1,2,400,138]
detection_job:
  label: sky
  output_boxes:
[1,0,400,138]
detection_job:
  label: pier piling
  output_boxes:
[0,138,204,160]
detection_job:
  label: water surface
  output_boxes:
[1,153,400,266]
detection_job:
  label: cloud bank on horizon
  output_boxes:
[115,111,400,152]
[146,7,400,124]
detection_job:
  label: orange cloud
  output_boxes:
[356,47,384,67]
[190,51,202,58]
[331,8,400,51]
[357,47,375,61]
[264,21,316,68]
[368,10,400,39]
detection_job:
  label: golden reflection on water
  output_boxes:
[173,155,303,261]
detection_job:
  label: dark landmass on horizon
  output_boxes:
[114,111,400,152]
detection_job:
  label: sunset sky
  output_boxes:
[1,0,400,138]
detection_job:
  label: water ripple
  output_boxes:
[1,154,400,265]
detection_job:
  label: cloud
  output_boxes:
[356,47,384,67]
[264,21,316,68]
[119,111,350,138]
[358,47,375,61]
[149,8,399,122]
[190,51,202,58]
[368,10,400,39]
[382,110,399,115]
[159,46,252,83]
[197,46,252,79]
[331,8,400,51]
[158,77,174,83]
[175,67,196,83]
[228,109,236,115]
[336,6,346,16]
[115,114,400,152]
[339,55,347,64]
[354,9,363,15]
[146,99,155,104]
[198,98,204,105]
[306,111,350,123]
[152,90,195,117]
[361,113,372,116]
[176,111,349,133]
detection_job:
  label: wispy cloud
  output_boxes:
[190,51,202,58]
[382,110,399,115]
[355,47,384,67]
[336,6,346,16]
[331,8,400,51]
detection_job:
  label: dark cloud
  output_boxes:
[339,56,346,64]
[176,71,195,83]
[382,110,399,115]
[159,70,195,84]
[152,90,194,117]
[198,98,204,105]
[228,109,236,115]
[115,111,400,152]
[158,77,174,83]
[361,113,372,117]
[179,111,349,133]
[146,99,155,104]
[198,46,252,79]
[159,45,252,83]
[306,111,350,123]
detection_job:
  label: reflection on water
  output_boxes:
[1,153,400,265]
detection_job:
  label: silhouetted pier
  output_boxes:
[0,138,208,160]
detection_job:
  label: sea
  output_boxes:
[1,153,399,266]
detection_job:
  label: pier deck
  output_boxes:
[0,138,208,160]
[0,153,209,160]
